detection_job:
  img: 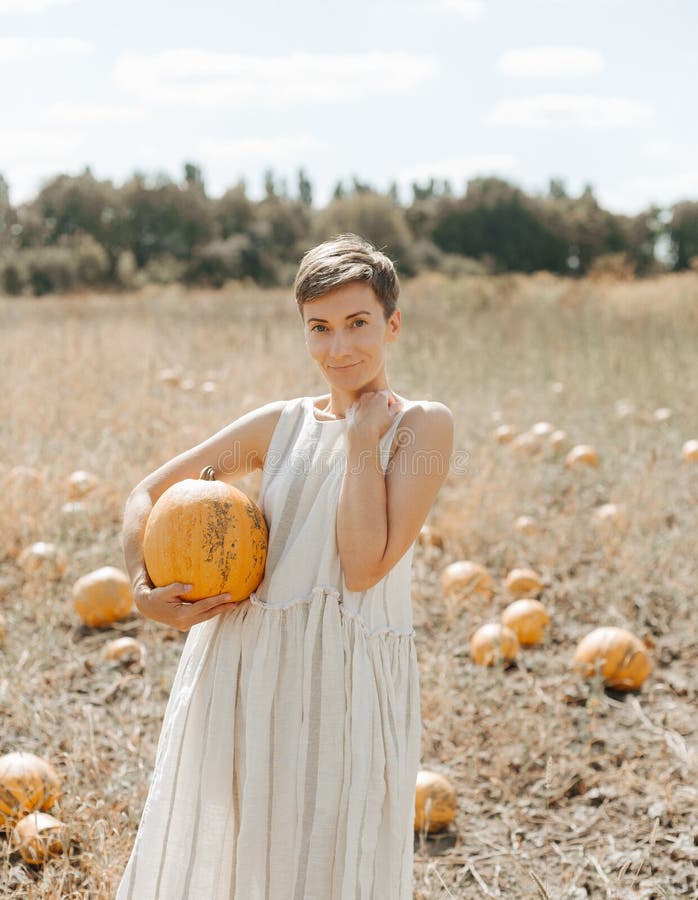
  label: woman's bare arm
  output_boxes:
[122,399,286,629]
[338,398,453,592]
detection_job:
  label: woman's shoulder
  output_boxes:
[386,397,454,462]
[396,396,453,423]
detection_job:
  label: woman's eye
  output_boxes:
[310,320,366,333]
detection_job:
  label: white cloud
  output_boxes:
[489,94,653,128]
[0,37,90,60]
[598,174,698,214]
[398,154,518,185]
[0,128,83,162]
[644,140,672,158]
[47,102,145,124]
[628,172,698,200]
[442,0,486,20]
[196,135,321,162]
[497,47,604,77]
[113,50,437,106]
[0,0,77,11]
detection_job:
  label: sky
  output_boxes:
[1,0,696,213]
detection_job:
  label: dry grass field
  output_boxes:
[1,271,696,898]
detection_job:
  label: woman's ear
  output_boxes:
[386,308,401,341]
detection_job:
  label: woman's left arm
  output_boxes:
[337,401,454,592]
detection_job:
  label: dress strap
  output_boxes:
[378,399,421,473]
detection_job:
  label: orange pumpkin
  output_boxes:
[505,567,542,596]
[144,466,268,602]
[565,444,600,468]
[681,439,698,462]
[574,626,651,691]
[470,622,519,666]
[501,598,550,645]
[17,542,67,581]
[494,424,517,444]
[0,753,61,829]
[67,469,98,499]
[13,812,68,864]
[103,636,145,664]
[414,770,457,833]
[514,515,540,536]
[72,566,134,628]
[441,561,494,597]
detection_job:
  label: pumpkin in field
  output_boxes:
[511,431,541,456]
[530,421,555,439]
[0,752,61,828]
[505,567,542,596]
[12,812,68,864]
[414,770,457,833]
[103,636,145,664]
[514,515,540,536]
[494,424,517,444]
[17,542,67,581]
[681,439,698,462]
[3,466,45,492]
[417,524,444,551]
[441,561,494,597]
[72,566,134,628]
[574,626,651,691]
[565,444,600,469]
[143,466,268,602]
[502,598,550,645]
[549,429,567,450]
[67,469,98,499]
[592,503,629,533]
[470,622,519,666]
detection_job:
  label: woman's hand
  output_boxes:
[347,390,402,444]
[134,582,234,631]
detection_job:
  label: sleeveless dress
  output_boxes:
[115,395,425,900]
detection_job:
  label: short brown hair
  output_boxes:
[294,233,400,322]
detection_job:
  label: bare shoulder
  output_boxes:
[396,399,454,440]
[388,399,454,463]
[136,398,288,500]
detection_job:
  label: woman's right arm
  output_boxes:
[122,399,286,631]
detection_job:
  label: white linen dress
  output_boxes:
[115,395,424,900]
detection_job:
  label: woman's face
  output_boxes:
[302,282,400,387]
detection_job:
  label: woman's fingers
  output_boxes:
[189,599,237,627]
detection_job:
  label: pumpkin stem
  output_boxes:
[199,466,216,481]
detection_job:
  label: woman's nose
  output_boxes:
[329,331,350,357]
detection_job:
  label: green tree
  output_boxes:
[183,162,206,196]
[432,178,569,273]
[297,168,313,206]
[120,173,213,266]
[314,191,415,275]
[669,201,698,269]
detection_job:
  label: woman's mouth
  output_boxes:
[330,362,360,370]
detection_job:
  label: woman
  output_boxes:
[116,233,454,899]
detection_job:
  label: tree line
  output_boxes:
[0,164,696,296]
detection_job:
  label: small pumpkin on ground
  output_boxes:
[12,812,69,864]
[0,752,61,829]
[470,622,519,666]
[17,543,67,581]
[504,567,542,596]
[574,626,651,691]
[501,598,550,645]
[441,561,494,597]
[73,566,134,628]
[414,770,457,833]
